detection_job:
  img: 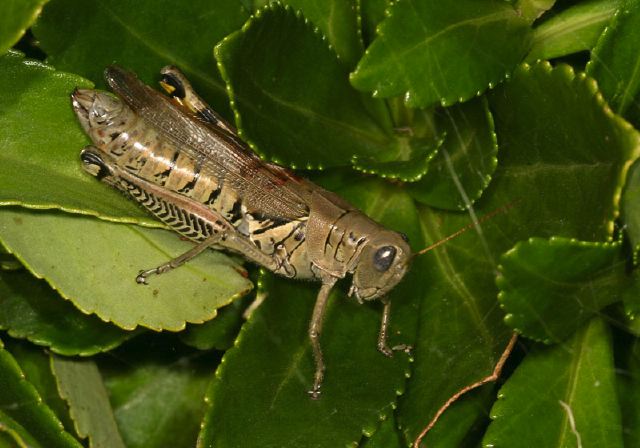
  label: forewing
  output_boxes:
[104,66,311,220]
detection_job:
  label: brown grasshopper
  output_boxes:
[71,66,414,398]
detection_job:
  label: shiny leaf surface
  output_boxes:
[0,339,81,448]
[216,5,391,168]
[408,97,498,210]
[484,318,623,448]
[0,51,156,225]
[623,159,640,251]
[587,0,640,129]
[351,0,532,108]
[256,0,363,68]
[1,1,639,445]
[33,0,249,118]
[499,238,626,343]
[526,0,620,62]
[0,210,252,331]
[0,0,48,55]
[0,269,131,355]
[398,61,640,444]
[100,334,217,448]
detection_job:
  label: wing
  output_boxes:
[104,65,313,220]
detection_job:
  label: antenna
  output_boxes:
[414,201,518,257]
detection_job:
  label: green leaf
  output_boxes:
[0,51,156,225]
[618,334,640,447]
[0,209,253,331]
[200,273,414,447]
[199,179,422,447]
[0,409,42,448]
[215,4,391,168]
[397,205,515,444]
[0,270,132,356]
[408,97,498,210]
[488,62,639,241]
[498,238,626,343]
[397,61,639,443]
[350,0,532,108]
[483,318,623,448]
[515,0,556,23]
[622,159,640,252]
[6,341,75,435]
[3,2,640,444]
[359,0,390,46]
[51,357,124,448]
[180,298,248,351]
[32,0,249,118]
[351,136,441,182]
[100,334,216,448]
[361,415,403,448]
[618,301,640,335]
[420,385,494,448]
[622,272,640,330]
[526,0,620,62]
[587,0,640,124]
[259,0,363,68]
[0,338,81,448]
[0,0,48,55]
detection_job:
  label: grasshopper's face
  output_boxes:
[351,230,411,301]
[71,89,124,146]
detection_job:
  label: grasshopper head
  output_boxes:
[350,230,411,301]
[71,89,124,145]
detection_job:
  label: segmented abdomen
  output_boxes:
[101,112,242,223]
[95,105,314,279]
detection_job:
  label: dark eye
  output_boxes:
[373,246,396,272]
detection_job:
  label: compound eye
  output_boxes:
[373,246,396,272]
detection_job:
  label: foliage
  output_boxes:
[0,0,640,446]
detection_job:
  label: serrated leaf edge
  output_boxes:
[350,134,443,182]
[0,338,82,447]
[445,97,499,211]
[0,232,253,332]
[1,52,165,228]
[197,269,413,447]
[0,411,38,448]
[214,2,346,171]
[483,318,617,448]
[50,356,126,447]
[0,202,165,229]
[496,236,622,344]
[0,324,133,358]
[515,61,640,238]
[585,7,622,77]
[350,0,529,109]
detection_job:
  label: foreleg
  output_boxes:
[377,299,411,357]
[308,276,337,399]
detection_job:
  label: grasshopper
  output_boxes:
[72,66,413,398]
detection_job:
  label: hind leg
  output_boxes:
[158,65,236,134]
